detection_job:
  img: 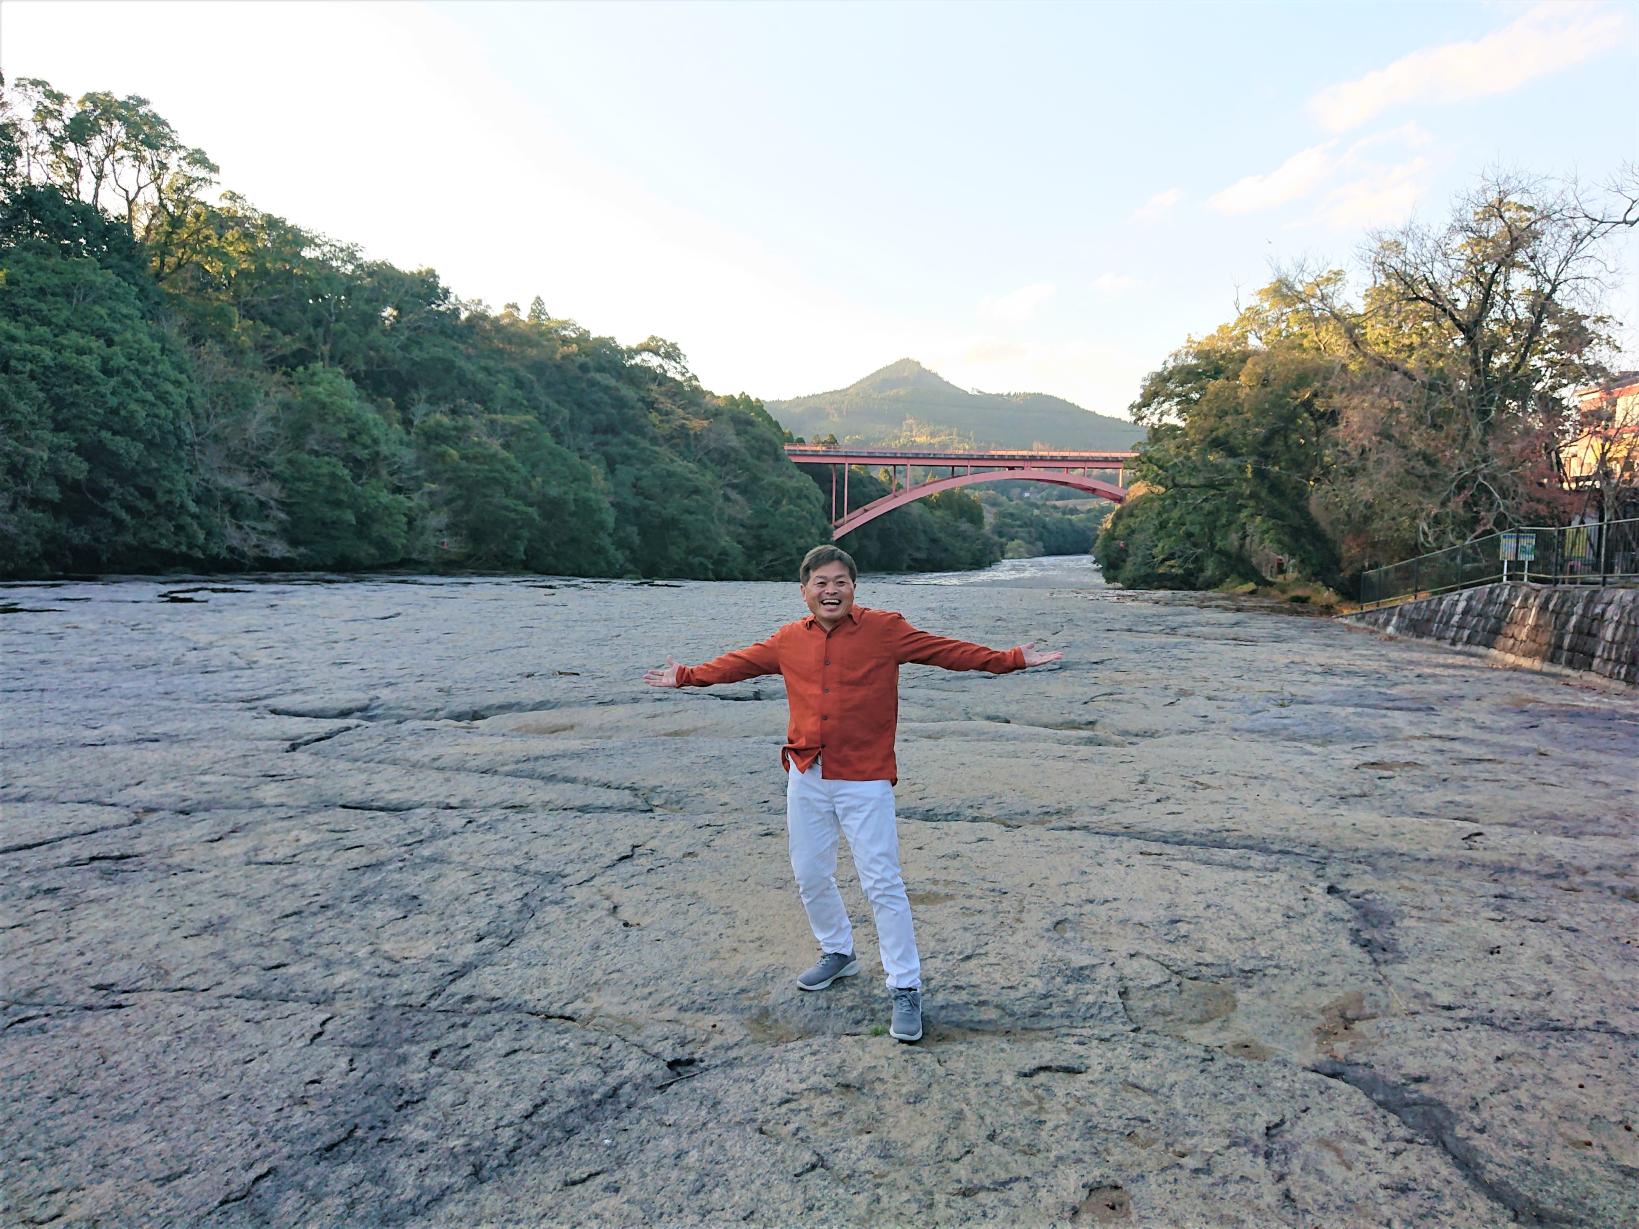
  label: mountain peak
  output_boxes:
[872,357,932,378]
[849,358,961,395]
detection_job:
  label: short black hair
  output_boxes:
[799,544,857,584]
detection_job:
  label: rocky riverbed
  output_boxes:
[3,559,1635,1228]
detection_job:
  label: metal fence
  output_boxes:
[1358,517,1639,609]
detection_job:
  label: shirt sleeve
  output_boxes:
[676,634,781,686]
[889,614,1025,673]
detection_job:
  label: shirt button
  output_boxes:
[824,660,831,666]
[823,688,829,694]
[821,715,829,721]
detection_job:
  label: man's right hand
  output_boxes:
[643,657,682,688]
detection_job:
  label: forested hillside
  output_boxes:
[768,359,1142,450]
[0,78,1006,580]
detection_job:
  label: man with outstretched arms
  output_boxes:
[644,544,1062,1043]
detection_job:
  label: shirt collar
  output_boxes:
[803,604,864,629]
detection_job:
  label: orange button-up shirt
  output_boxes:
[676,605,1026,783]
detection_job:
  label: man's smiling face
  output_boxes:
[801,561,856,629]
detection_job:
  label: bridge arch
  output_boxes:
[834,467,1124,539]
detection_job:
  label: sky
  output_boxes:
[3,0,1636,417]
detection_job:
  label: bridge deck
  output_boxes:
[783,445,1135,467]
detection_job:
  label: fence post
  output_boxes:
[1601,503,1610,586]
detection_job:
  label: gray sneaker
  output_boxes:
[889,987,923,1042]
[796,951,859,991]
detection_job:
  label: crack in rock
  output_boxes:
[1324,884,1399,964]
[1,818,142,855]
[266,699,375,720]
[1018,1063,1089,1078]
[315,1123,358,1155]
[285,725,364,753]
[955,1174,1028,1197]
[1044,825,1331,867]
[568,844,650,887]
[50,851,143,869]
[1309,1058,1577,1227]
[210,1163,275,1212]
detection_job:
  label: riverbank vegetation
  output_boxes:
[1097,172,1635,595]
[0,78,1000,580]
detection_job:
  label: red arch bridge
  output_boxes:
[784,445,1136,539]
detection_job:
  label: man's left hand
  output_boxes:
[1018,642,1063,668]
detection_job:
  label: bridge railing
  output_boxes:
[783,445,1136,464]
[1359,517,1639,609]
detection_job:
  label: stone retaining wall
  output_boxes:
[1347,583,1639,686]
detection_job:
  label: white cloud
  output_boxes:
[1091,273,1141,295]
[1207,142,1338,215]
[1318,157,1432,230]
[1207,122,1438,220]
[1133,187,1183,222]
[1308,2,1627,133]
[1345,121,1434,156]
[981,282,1056,325]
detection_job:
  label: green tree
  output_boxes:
[990,497,1101,557]
[414,410,618,574]
[273,365,411,568]
[184,337,289,562]
[2,76,220,282]
[610,441,743,578]
[0,182,154,298]
[924,488,984,528]
[1097,293,1342,590]
[0,241,207,574]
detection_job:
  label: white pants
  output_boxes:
[786,761,921,990]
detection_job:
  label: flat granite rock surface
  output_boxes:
[3,559,1635,1228]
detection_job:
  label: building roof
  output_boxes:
[1575,372,1639,401]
